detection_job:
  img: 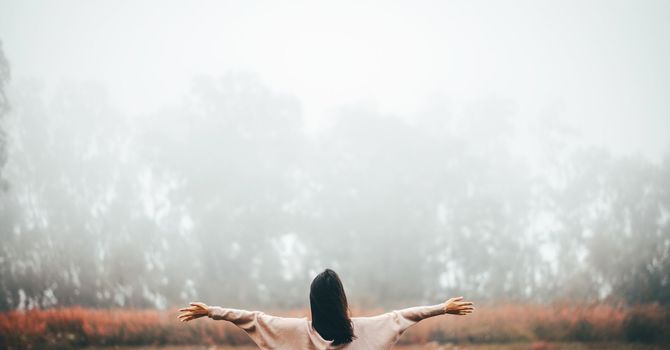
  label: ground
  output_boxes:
[83,343,668,350]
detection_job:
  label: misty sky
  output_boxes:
[1,0,669,159]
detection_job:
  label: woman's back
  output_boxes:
[207,303,447,350]
[178,270,474,349]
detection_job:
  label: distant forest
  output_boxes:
[0,42,668,311]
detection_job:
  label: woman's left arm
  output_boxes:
[178,302,263,325]
[178,301,304,348]
[178,302,211,322]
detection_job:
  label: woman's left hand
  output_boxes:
[177,302,210,322]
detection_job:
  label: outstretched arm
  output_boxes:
[444,296,475,316]
[178,301,262,326]
[355,296,474,348]
[177,301,305,348]
[178,302,210,322]
[384,297,475,336]
[397,296,474,322]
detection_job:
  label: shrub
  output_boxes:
[1,303,669,348]
[623,304,670,343]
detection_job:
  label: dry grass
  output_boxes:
[81,344,668,350]
[395,344,668,350]
[2,304,669,349]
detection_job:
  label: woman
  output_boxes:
[178,269,474,349]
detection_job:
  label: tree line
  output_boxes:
[0,44,668,311]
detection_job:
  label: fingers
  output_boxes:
[456,307,473,315]
[178,310,205,318]
[177,302,208,321]
[453,300,474,309]
[446,298,473,307]
[190,302,207,309]
[177,312,205,322]
[446,296,465,305]
[177,312,192,320]
[457,304,474,311]
[444,297,475,316]
[179,305,205,312]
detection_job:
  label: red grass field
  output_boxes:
[1,304,669,349]
[82,344,670,350]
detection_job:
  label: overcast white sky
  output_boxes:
[1,0,669,159]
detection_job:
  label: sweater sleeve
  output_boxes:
[207,306,259,326]
[207,306,305,349]
[391,303,447,332]
[355,303,446,348]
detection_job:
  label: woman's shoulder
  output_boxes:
[350,313,406,344]
[258,313,309,326]
[351,312,396,325]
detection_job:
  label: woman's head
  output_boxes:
[309,269,355,345]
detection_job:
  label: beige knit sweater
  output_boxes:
[207,303,446,349]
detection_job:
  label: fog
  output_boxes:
[0,0,669,311]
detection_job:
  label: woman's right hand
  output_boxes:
[444,296,474,315]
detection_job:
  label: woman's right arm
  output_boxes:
[376,297,474,336]
[396,296,474,323]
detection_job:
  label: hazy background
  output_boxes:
[0,0,669,311]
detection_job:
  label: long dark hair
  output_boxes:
[309,269,355,345]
